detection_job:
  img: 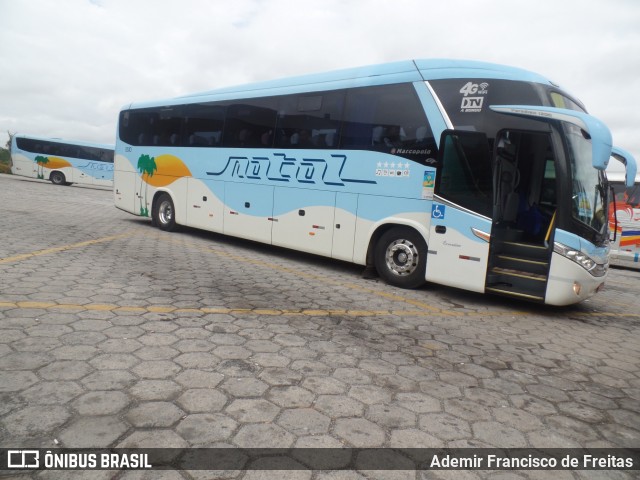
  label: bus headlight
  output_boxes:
[554,242,607,277]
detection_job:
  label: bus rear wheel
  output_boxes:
[153,193,178,232]
[374,227,427,289]
[50,171,66,186]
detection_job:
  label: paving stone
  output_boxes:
[129,379,182,401]
[418,413,471,442]
[73,390,131,415]
[444,398,491,422]
[0,371,40,392]
[301,377,347,394]
[126,402,184,427]
[2,405,71,436]
[220,377,269,397]
[472,421,527,447]
[226,398,280,423]
[349,385,393,405]
[266,386,315,408]
[258,367,303,386]
[38,360,94,380]
[176,413,237,446]
[58,416,129,447]
[90,353,140,370]
[333,418,386,447]
[366,404,417,428]
[315,395,365,417]
[132,360,182,379]
[117,430,188,449]
[277,408,330,435]
[176,388,228,412]
[395,392,441,414]
[174,369,224,388]
[233,424,295,448]
[81,370,137,390]
[20,381,84,405]
[0,351,53,370]
[51,344,100,360]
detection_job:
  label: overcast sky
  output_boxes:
[1,0,639,172]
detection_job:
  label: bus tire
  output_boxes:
[153,193,178,232]
[50,171,66,185]
[374,227,427,289]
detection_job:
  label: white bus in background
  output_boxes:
[608,164,640,269]
[113,59,637,305]
[11,134,114,187]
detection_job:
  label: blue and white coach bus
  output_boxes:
[11,134,114,187]
[114,59,637,305]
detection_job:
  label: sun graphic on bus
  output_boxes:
[137,154,192,216]
[34,156,72,179]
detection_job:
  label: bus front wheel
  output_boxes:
[153,193,178,232]
[50,171,66,186]
[374,227,427,289]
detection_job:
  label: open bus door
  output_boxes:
[425,130,493,293]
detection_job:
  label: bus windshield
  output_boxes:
[565,123,607,234]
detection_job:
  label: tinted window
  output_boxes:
[275,91,345,148]
[436,130,493,216]
[119,109,155,146]
[550,92,585,112]
[223,98,278,148]
[341,83,436,163]
[153,107,184,146]
[611,182,640,208]
[118,83,436,160]
[429,79,546,137]
[16,138,113,162]
[184,104,224,147]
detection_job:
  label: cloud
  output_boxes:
[1,0,639,161]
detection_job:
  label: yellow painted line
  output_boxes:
[0,232,137,265]
[0,300,638,319]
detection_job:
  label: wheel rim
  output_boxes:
[158,200,173,225]
[385,239,419,276]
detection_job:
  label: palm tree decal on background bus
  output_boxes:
[137,154,157,217]
[35,155,49,179]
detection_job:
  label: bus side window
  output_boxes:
[184,104,224,148]
[275,90,344,149]
[436,130,493,217]
[341,83,436,162]
[223,99,278,148]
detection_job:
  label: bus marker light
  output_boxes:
[573,282,582,296]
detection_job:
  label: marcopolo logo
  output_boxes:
[7,450,39,468]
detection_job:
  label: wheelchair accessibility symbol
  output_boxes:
[431,204,445,219]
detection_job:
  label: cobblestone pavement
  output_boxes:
[0,173,638,480]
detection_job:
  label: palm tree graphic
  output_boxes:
[137,154,157,217]
[35,155,49,179]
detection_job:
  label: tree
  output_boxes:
[5,131,15,151]
[137,153,157,217]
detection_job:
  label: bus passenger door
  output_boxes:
[425,131,493,293]
[223,182,274,244]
